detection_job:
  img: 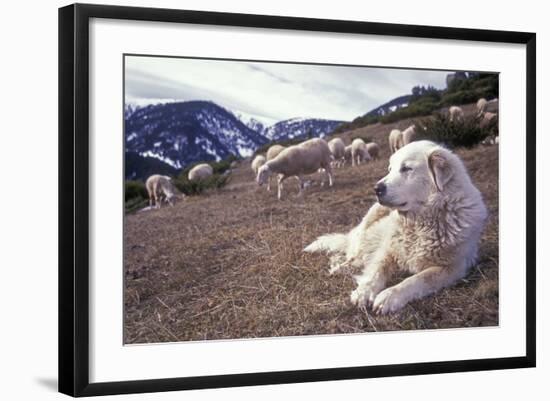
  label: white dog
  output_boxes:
[304,140,488,314]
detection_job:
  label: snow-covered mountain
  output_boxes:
[124,101,268,179]
[263,118,345,142]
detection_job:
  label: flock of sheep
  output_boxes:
[144,98,498,206]
[251,136,380,200]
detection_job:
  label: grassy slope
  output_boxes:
[124,103,498,343]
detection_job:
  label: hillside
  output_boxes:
[124,102,499,343]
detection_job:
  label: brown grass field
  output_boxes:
[124,103,499,344]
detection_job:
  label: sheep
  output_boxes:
[477,98,488,115]
[251,154,266,176]
[344,144,353,165]
[480,111,498,128]
[449,105,464,122]
[145,174,179,208]
[327,137,346,168]
[256,138,333,200]
[188,163,213,181]
[402,125,417,146]
[351,138,370,166]
[389,129,403,153]
[365,142,380,160]
[265,144,286,191]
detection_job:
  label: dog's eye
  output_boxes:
[400,165,412,173]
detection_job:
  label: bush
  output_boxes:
[125,196,148,214]
[124,180,148,214]
[380,99,439,124]
[414,113,495,149]
[125,180,147,202]
[173,173,230,196]
[210,155,238,175]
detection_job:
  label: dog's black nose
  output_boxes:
[374,182,386,197]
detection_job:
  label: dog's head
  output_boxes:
[375,140,459,212]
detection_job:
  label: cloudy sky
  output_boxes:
[125,56,450,125]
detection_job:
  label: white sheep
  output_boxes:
[402,125,417,146]
[480,111,498,128]
[188,163,213,181]
[351,138,370,166]
[388,129,403,153]
[145,174,179,208]
[265,144,286,191]
[365,142,380,160]
[344,144,353,165]
[251,154,266,176]
[256,138,333,200]
[449,105,464,122]
[328,137,346,168]
[477,98,488,115]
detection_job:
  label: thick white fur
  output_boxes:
[145,174,178,208]
[304,140,488,314]
[188,163,213,181]
[256,138,333,200]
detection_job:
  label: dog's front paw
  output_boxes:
[350,282,382,310]
[373,287,406,315]
[350,287,368,310]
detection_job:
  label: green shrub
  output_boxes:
[380,99,439,124]
[173,173,230,196]
[125,196,148,214]
[124,180,149,214]
[125,180,147,202]
[414,113,495,149]
[209,155,238,175]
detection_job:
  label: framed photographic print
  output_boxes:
[58,3,536,397]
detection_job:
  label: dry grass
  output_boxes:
[124,104,499,344]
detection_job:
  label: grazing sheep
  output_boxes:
[477,98,488,115]
[188,163,213,181]
[256,138,333,200]
[328,137,346,168]
[265,144,286,191]
[365,142,380,160]
[145,174,179,208]
[388,129,403,153]
[251,154,266,175]
[344,145,353,165]
[449,106,464,122]
[402,125,417,146]
[480,111,498,128]
[351,138,370,166]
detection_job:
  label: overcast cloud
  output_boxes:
[125,56,450,124]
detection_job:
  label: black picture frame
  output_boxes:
[59,3,536,397]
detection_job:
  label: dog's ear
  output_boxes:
[427,148,453,191]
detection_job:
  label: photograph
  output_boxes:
[123,55,500,344]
